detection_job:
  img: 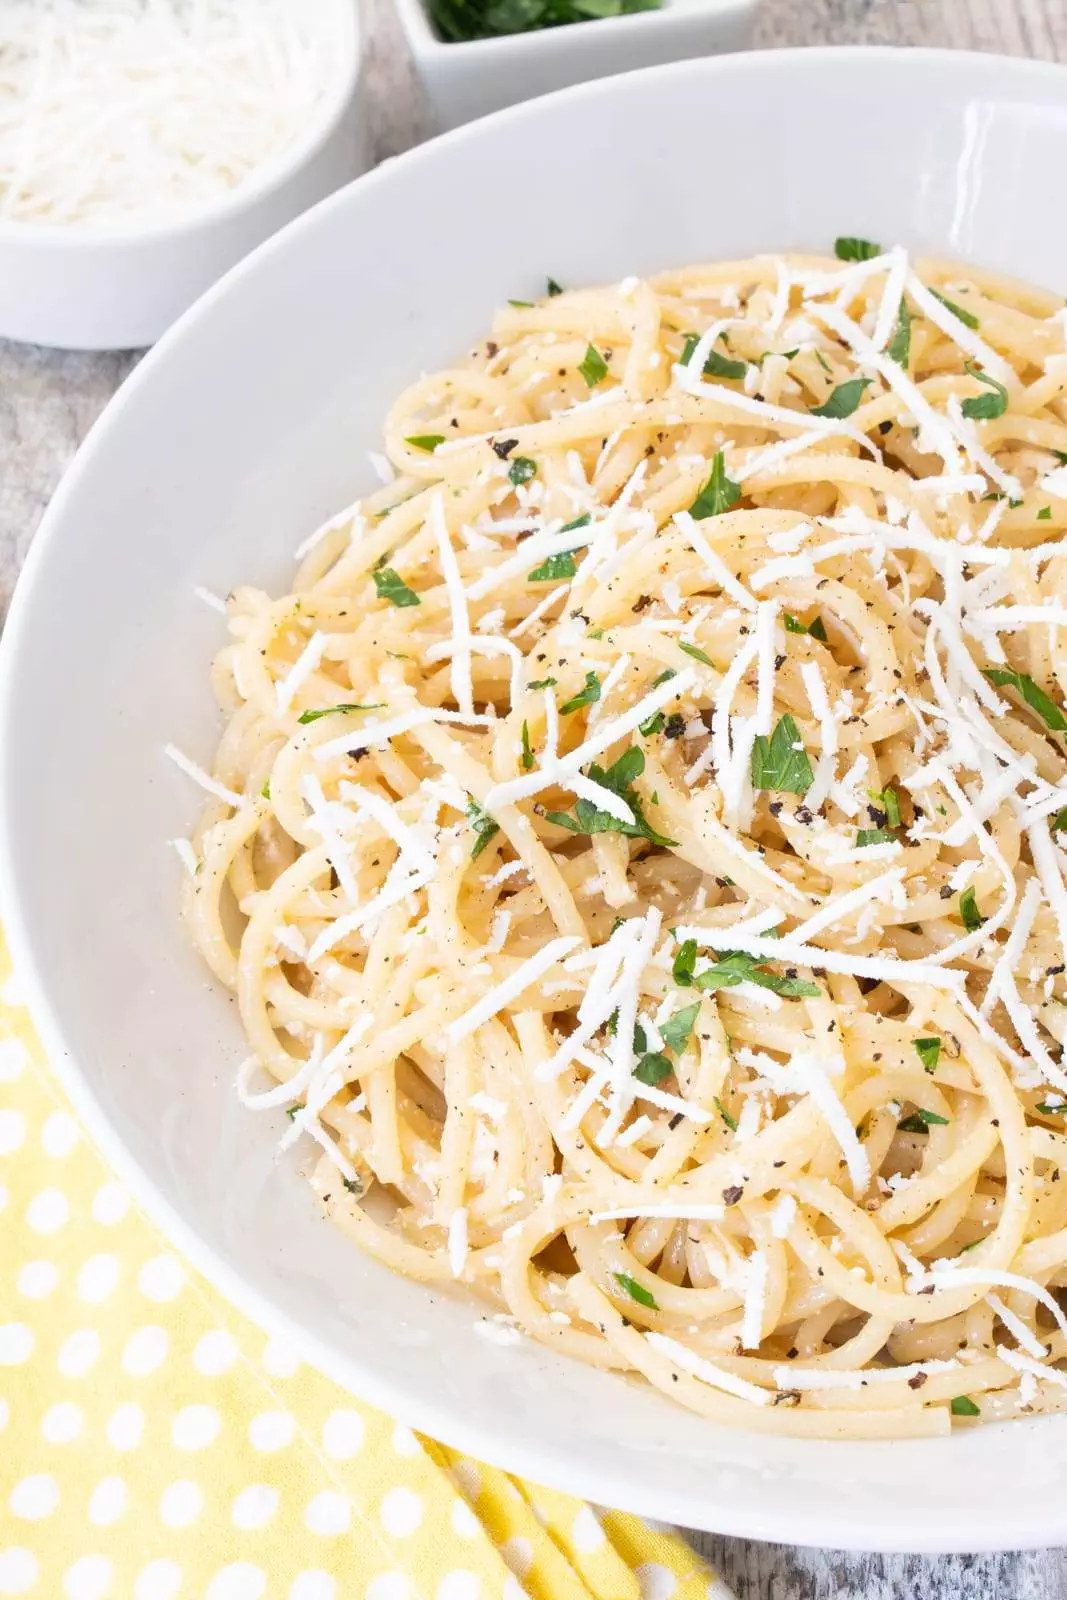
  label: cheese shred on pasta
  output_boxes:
[177,247,1067,1438]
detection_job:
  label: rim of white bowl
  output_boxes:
[6,45,1067,1553]
[0,0,361,247]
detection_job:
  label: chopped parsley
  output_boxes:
[545,745,677,848]
[639,711,665,736]
[298,702,383,724]
[613,1272,658,1309]
[689,450,741,519]
[693,951,820,998]
[632,1052,673,1086]
[547,276,564,296]
[680,331,747,380]
[959,886,984,932]
[672,938,697,986]
[466,799,500,859]
[784,612,828,642]
[528,676,557,690]
[931,289,979,330]
[961,362,1008,420]
[260,779,271,799]
[811,377,871,419]
[983,668,1067,731]
[750,713,814,795]
[520,720,534,771]
[1039,506,1053,520]
[950,1395,980,1418]
[1036,1101,1067,1116]
[405,434,444,452]
[714,1096,738,1132]
[898,1108,950,1132]
[660,1001,701,1054]
[887,300,912,367]
[834,236,881,261]
[373,567,421,607]
[869,785,902,828]
[559,671,601,714]
[914,1037,942,1073]
[528,550,576,582]
[1053,808,1067,834]
[578,344,609,388]
[856,828,896,847]
[561,512,591,532]
[508,456,537,486]
[678,640,713,667]
[508,298,533,308]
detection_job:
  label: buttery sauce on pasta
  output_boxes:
[174,244,1067,1437]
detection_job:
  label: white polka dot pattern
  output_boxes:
[0,937,726,1600]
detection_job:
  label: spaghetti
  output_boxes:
[175,245,1067,1437]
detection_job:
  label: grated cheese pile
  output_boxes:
[0,0,344,226]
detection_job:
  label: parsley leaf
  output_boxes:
[959,887,984,932]
[693,950,820,998]
[950,1395,981,1418]
[639,711,665,736]
[633,1052,673,1086]
[559,671,601,714]
[714,1096,738,1131]
[681,332,747,380]
[887,300,912,367]
[528,676,557,690]
[660,1001,701,1054]
[899,1108,950,1132]
[784,612,828,642]
[545,745,677,848]
[689,451,741,519]
[672,938,697,987]
[373,567,421,607]
[1036,1101,1067,1116]
[261,779,271,800]
[528,550,576,583]
[868,785,901,828]
[931,289,979,330]
[1054,807,1067,834]
[298,702,383,724]
[982,668,1067,731]
[961,362,1008,420]
[1039,506,1053,520]
[508,298,533,308]
[678,640,713,667]
[914,1036,941,1072]
[613,1272,658,1309]
[466,799,500,859]
[578,344,608,387]
[811,377,871,419]
[405,434,444,452]
[856,828,897,847]
[835,236,881,261]
[509,456,537,486]
[750,713,813,795]
[520,720,534,771]
[561,513,591,532]
[547,277,564,297]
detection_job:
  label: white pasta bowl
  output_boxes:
[5,46,1067,1551]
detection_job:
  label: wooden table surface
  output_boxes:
[3,2,1067,1593]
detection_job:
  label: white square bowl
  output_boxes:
[392,0,756,129]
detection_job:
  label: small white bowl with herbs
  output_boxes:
[393,0,755,130]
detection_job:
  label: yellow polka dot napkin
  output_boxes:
[0,933,734,1600]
